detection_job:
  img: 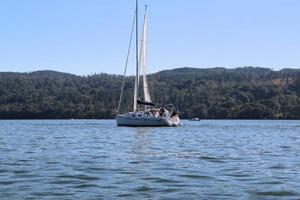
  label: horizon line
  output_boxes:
[1,66,300,76]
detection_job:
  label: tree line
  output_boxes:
[0,67,299,119]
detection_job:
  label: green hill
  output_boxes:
[0,67,300,119]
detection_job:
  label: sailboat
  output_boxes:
[116,0,180,127]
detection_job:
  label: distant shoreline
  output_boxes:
[1,67,300,120]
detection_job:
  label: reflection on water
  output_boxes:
[0,120,300,199]
[133,127,151,155]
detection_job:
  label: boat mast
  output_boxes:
[136,0,139,109]
[133,0,139,112]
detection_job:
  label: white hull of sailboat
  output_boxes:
[116,113,180,127]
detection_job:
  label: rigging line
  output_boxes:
[117,10,136,113]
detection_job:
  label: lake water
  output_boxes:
[0,120,300,199]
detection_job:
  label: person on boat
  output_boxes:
[145,111,150,117]
[159,107,165,116]
[171,108,179,117]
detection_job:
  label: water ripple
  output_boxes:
[0,119,300,199]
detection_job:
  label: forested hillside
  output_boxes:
[0,67,300,119]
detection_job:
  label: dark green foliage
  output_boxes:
[0,67,300,119]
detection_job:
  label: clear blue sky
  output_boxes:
[0,0,299,75]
